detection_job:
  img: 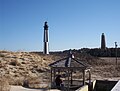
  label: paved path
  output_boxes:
[10,86,43,91]
[10,86,60,91]
[111,80,120,91]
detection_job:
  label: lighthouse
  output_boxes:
[43,22,49,54]
[101,33,106,50]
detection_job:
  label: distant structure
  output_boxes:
[43,21,49,54]
[101,33,106,50]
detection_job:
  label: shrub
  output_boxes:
[0,77,11,91]
[9,60,20,66]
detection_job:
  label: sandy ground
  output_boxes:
[10,86,60,91]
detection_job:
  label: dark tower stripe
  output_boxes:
[44,22,48,42]
[44,29,48,42]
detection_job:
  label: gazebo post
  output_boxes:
[89,70,91,84]
[83,70,85,85]
[88,69,92,91]
[53,68,55,84]
[68,69,70,91]
[70,70,73,85]
[51,68,52,88]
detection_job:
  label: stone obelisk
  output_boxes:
[101,33,106,50]
[43,22,49,54]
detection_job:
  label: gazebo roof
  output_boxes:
[49,53,90,69]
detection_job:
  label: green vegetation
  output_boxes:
[61,48,120,57]
[80,48,120,57]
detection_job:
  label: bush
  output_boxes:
[0,77,11,91]
[23,76,41,88]
[9,60,20,66]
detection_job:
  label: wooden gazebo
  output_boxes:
[49,52,91,91]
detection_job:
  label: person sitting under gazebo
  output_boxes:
[55,75,64,89]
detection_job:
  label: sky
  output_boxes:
[0,0,120,51]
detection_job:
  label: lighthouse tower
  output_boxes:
[101,33,106,50]
[43,22,49,54]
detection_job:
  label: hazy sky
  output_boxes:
[0,0,120,51]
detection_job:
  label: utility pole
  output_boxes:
[115,42,118,65]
